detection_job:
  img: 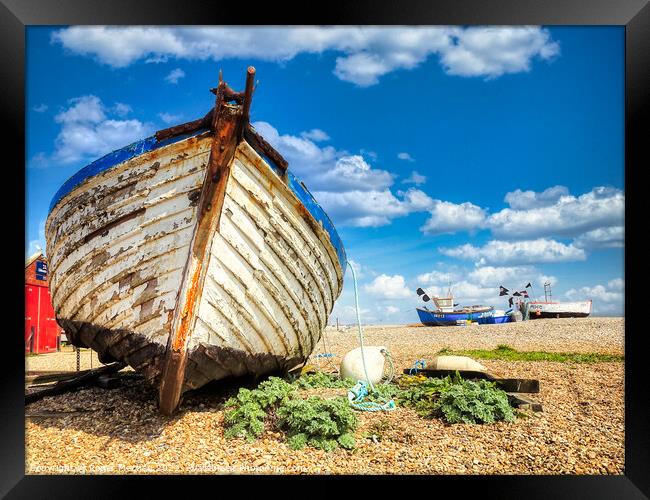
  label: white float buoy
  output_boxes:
[339,346,388,385]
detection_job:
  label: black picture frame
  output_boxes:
[3,0,647,497]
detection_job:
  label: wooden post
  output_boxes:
[239,66,256,139]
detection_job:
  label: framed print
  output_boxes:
[3,0,648,497]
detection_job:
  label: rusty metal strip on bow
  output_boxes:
[158,67,256,415]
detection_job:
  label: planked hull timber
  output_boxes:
[45,67,346,414]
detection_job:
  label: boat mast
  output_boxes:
[544,282,552,302]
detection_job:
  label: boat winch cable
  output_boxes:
[346,261,395,412]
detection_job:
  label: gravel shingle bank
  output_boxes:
[25,317,624,475]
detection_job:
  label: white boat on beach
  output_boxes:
[45,67,346,414]
[526,300,593,319]
[521,282,592,319]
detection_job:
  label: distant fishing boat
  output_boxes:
[477,309,511,324]
[526,301,593,319]
[415,288,492,326]
[520,282,592,319]
[45,67,346,414]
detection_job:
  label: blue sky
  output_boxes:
[25,26,625,322]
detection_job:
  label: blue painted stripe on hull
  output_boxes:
[47,130,347,270]
[286,172,346,269]
[48,130,208,213]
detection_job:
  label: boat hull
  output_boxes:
[527,300,592,319]
[416,308,487,326]
[477,315,511,325]
[46,129,345,393]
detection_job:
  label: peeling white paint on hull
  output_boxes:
[46,133,213,380]
[184,142,342,389]
[45,129,345,393]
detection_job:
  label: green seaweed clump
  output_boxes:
[223,376,359,451]
[223,377,296,442]
[434,379,515,424]
[397,373,515,424]
[277,396,358,451]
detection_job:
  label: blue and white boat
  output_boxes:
[477,309,512,325]
[416,294,492,326]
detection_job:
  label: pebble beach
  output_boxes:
[25,317,624,475]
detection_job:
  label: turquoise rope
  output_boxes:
[348,380,396,412]
[346,262,395,412]
[409,359,426,375]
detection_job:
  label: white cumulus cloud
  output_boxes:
[402,170,426,186]
[397,152,415,162]
[420,200,487,235]
[347,259,366,279]
[314,188,433,228]
[113,102,132,117]
[440,238,586,265]
[417,269,460,286]
[440,26,559,79]
[165,68,185,84]
[329,304,375,325]
[608,278,624,291]
[300,129,330,142]
[52,26,560,86]
[488,186,624,239]
[251,121,435,227]
[158,112,182,124]
[467,265,537,287]
[44,95,153,166]
[363,274,412,299]
[504,185,569,210]
[574,226,624,249]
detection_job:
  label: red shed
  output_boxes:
[25,252,63,354]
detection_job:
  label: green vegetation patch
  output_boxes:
[277,396,357,451]
[223,370,520,451]
[437,345,623,363]
[223,377,296,442]
[396,373,515,424]
[223,375,359,451]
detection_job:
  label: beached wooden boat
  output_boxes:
[526,300,592,319]
[45,67,346,414]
